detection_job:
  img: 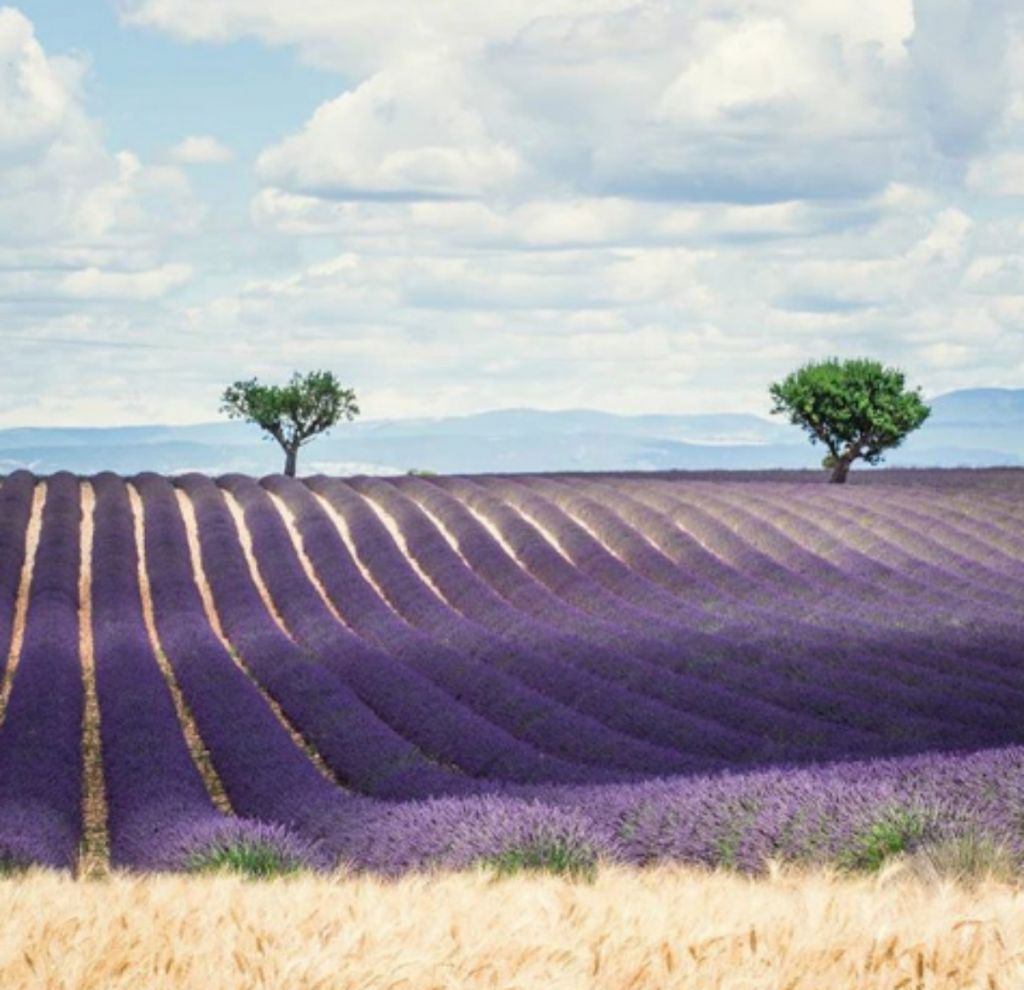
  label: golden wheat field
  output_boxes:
[0,863,1021,989]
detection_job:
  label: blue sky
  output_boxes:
[19,2,343,200]
[1,1,1022,425]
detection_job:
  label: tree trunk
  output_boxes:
[284,445,298,478]
[829,457,853,484]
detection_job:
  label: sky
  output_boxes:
[1,0,1023,427]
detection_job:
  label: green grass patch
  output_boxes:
[840,807,932,872]
[185,840,304,879]
[482,838,598,882]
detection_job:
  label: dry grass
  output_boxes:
[0,863,1021,989]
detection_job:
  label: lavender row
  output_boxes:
[538,476,1024,737]
[501,474,1024,729]
[0,473,82,869]
[176,473,482,800]
[90,472,316,871]
[702,481,1024,623]
[881,492,1024,577]
[663,479,1024,626]
[285,476,857,765]
[225,473,625,783]
[646,478,1024,679]
[407,476,995,748]
[312,473,793,766]
[400,474,707,650]
[335,472,872,765]
[586,474,1018,655]
[555,475,1024,691]
[602,477,961,633]
[385,476,900,754]
[0,471,36,683]
[132,472,353,863]
[570,744,1024,871]
[481,472,962,665]
[797,484,1024,598]
[539,476,1024,704]
[285,474,703,775]
[720,482,1024,675]
[712,480,1021,633]
[313,743,1024,876]
[384,474,769,681]
[590,472,1024,677]
[423,474,789,661]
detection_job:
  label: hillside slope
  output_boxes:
[0,468,1021,874]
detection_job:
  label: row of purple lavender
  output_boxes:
[0,467,1021,874]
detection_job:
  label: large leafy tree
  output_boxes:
[220,370,359,477]
[769,358,930,483]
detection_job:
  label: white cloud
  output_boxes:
[5,0,1022,428]
[178,189,1024,420]
[0,12,201,283]
[118,0,634,73]
[257,53,524,200]
[124,0,1023,212]
[0,8,83,156]
[60,263,193,300]
[966,152,1024,197]
[907,0,1014,159]
[656,19,845,126]
[169,135,233,164]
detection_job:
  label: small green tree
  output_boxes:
[220,370,359,477]
[769,358,930,483]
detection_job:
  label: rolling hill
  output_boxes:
[0,388,1020,475]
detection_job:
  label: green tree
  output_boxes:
[220,370,359,477]
[769,358,930,484]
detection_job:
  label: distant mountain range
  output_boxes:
[0,388,1021,476]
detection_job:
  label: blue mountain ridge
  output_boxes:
[0,388,1019,475]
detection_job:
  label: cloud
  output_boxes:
[4,0,1019,429]
[0,12,201,282]
[179,188,1024,421]
[966,152,1024,197]
[169,135,233,164]
[219,2,918,212]
[123,0,1020,211]
[256,54,524,201]
[60,263,193,300]
[907,0,1013,159]
[117,0,634,73]
[0,8,84,157]
[0,8,214,428]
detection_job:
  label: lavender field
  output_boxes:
[1,467,1023,876]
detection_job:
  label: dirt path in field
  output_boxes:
[127,484,232,815]
[0,482,45,728]
[174,488,340,786]
[78,480,110,877]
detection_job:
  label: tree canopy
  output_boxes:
[220,370,359,477]
[768,358,930,483]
